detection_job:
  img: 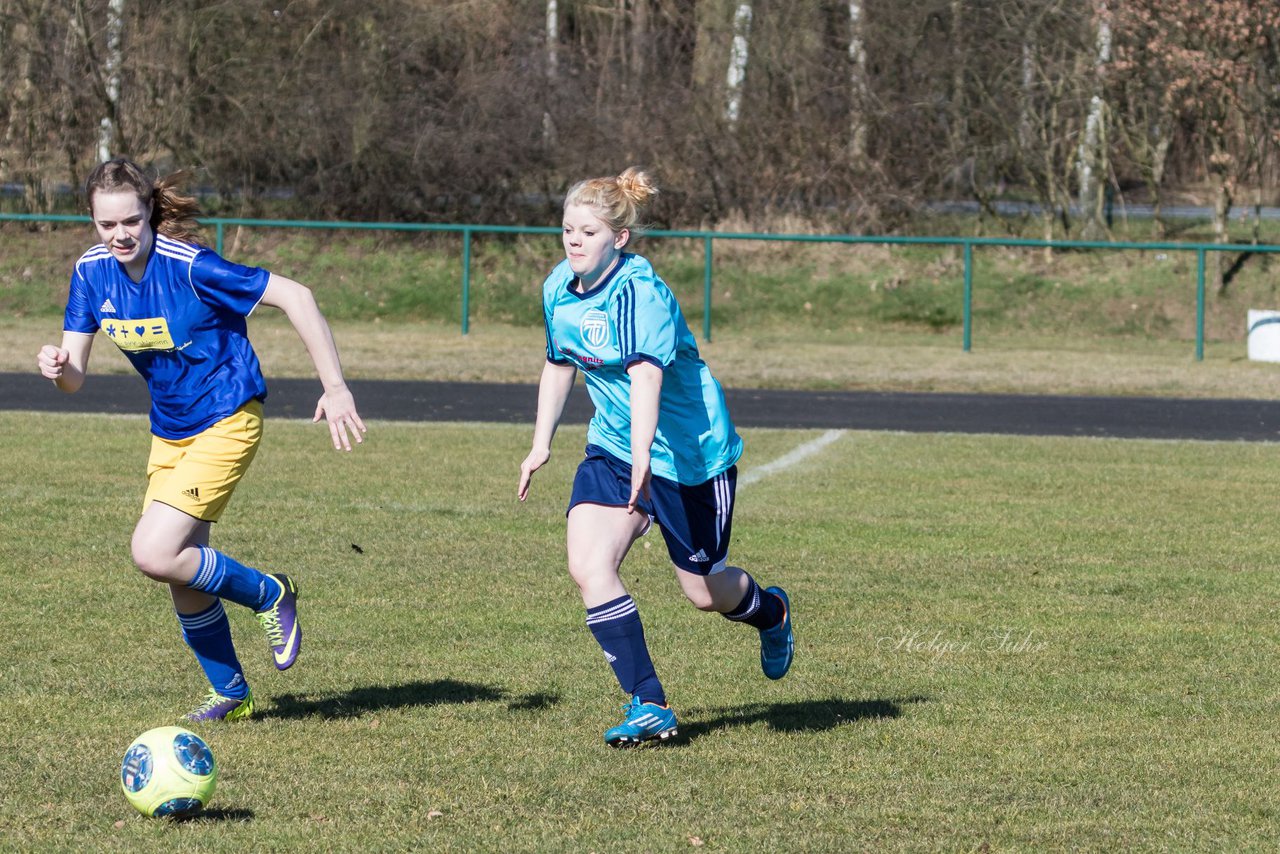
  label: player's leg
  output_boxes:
[675,565,793,680]
[655,466,794,680]
[130,504,254,716]
[132,501,277,606]
[567,447,677,746]
[568,502,676,746]
[134,402,300,671]
[568,501,662,699]
[166,525,253,722]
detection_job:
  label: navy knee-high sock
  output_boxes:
[586,595,666,706]
[722,574,785,631]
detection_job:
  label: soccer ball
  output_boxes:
[120,726,217,818]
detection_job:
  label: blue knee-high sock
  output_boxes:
[586,595,666,706]
[178,601,249,700]
[722,574,785,631]
[188,546,281,611]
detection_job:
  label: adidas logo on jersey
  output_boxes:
[99,298,117,314]
[688,549,710,563]
[182,487,201,500]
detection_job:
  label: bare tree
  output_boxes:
[987,0,1095,254]
[948,0,968,155]
[1112,0,1280,290]
[545,0,558,146]
[1076,0,1111,240]
[724,1,753,127]
[1109,8,1177,238]
[629,0,649,91]
[5,0,1279,235]
[847,0,869,164]
[1,0,100,212]
[97,0,123,162]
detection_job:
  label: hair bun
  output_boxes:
[616,167,657,205]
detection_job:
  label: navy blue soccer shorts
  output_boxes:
[568,444,737,575]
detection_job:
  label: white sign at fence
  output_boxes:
[1246,310,1280,362]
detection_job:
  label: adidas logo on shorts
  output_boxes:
[182,487,201,500]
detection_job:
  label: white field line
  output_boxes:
[739,429,846,488]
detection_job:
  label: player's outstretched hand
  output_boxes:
[313,386,367,451]
[36,344,69,381]
[518,447,551,502]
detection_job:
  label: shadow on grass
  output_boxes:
[679,695,929,742]
[172,807,256,824]
[260,679,560,720]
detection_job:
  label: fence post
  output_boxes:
[215,222,224,256]
[963,240,973,352]
[703,234,714,342]
[461,227,472,335]
[1195,248,1205,361]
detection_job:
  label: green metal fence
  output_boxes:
[5,211,1278,361]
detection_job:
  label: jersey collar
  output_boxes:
[567,253,629,300]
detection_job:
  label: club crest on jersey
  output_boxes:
[580,309,610,349]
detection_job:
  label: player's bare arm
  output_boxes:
[259,273,366,451]
[518,360,578,501]
[36,332,94,392]
[626,360,662,513]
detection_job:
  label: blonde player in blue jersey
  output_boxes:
[35,157,366,723]
[518,167,793,747]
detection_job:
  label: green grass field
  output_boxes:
[3,412,1279,851]
[5,220,1280,850]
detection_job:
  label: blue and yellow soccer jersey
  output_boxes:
[542,252,743,485]
[64,234,271,439]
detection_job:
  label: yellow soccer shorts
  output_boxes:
[143,401,264,522]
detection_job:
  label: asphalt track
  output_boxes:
[4,372,1280,442]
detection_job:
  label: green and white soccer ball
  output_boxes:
[120,726,217,818]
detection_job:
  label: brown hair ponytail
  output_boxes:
[85,158,205,245]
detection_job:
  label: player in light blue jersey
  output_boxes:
[518,168,794,747]
[35,158,366,723]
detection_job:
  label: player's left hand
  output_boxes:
[627,459,652,514]
[314,385,367,451]
[517,447,551,502]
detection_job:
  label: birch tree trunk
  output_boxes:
[97,0,125,163]
[724,2,752,127]
[1019,39,1035,153]
[1077,3,1111,240]
[848,0,868,163]
[544,0,558,146]
[949,0,967,153]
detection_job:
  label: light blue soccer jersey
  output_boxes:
[542,253,743,485]
[64,234,271,439]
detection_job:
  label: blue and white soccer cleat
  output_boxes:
[255,574,301,670]
[759,586,794,680]
[604,696,678,747]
